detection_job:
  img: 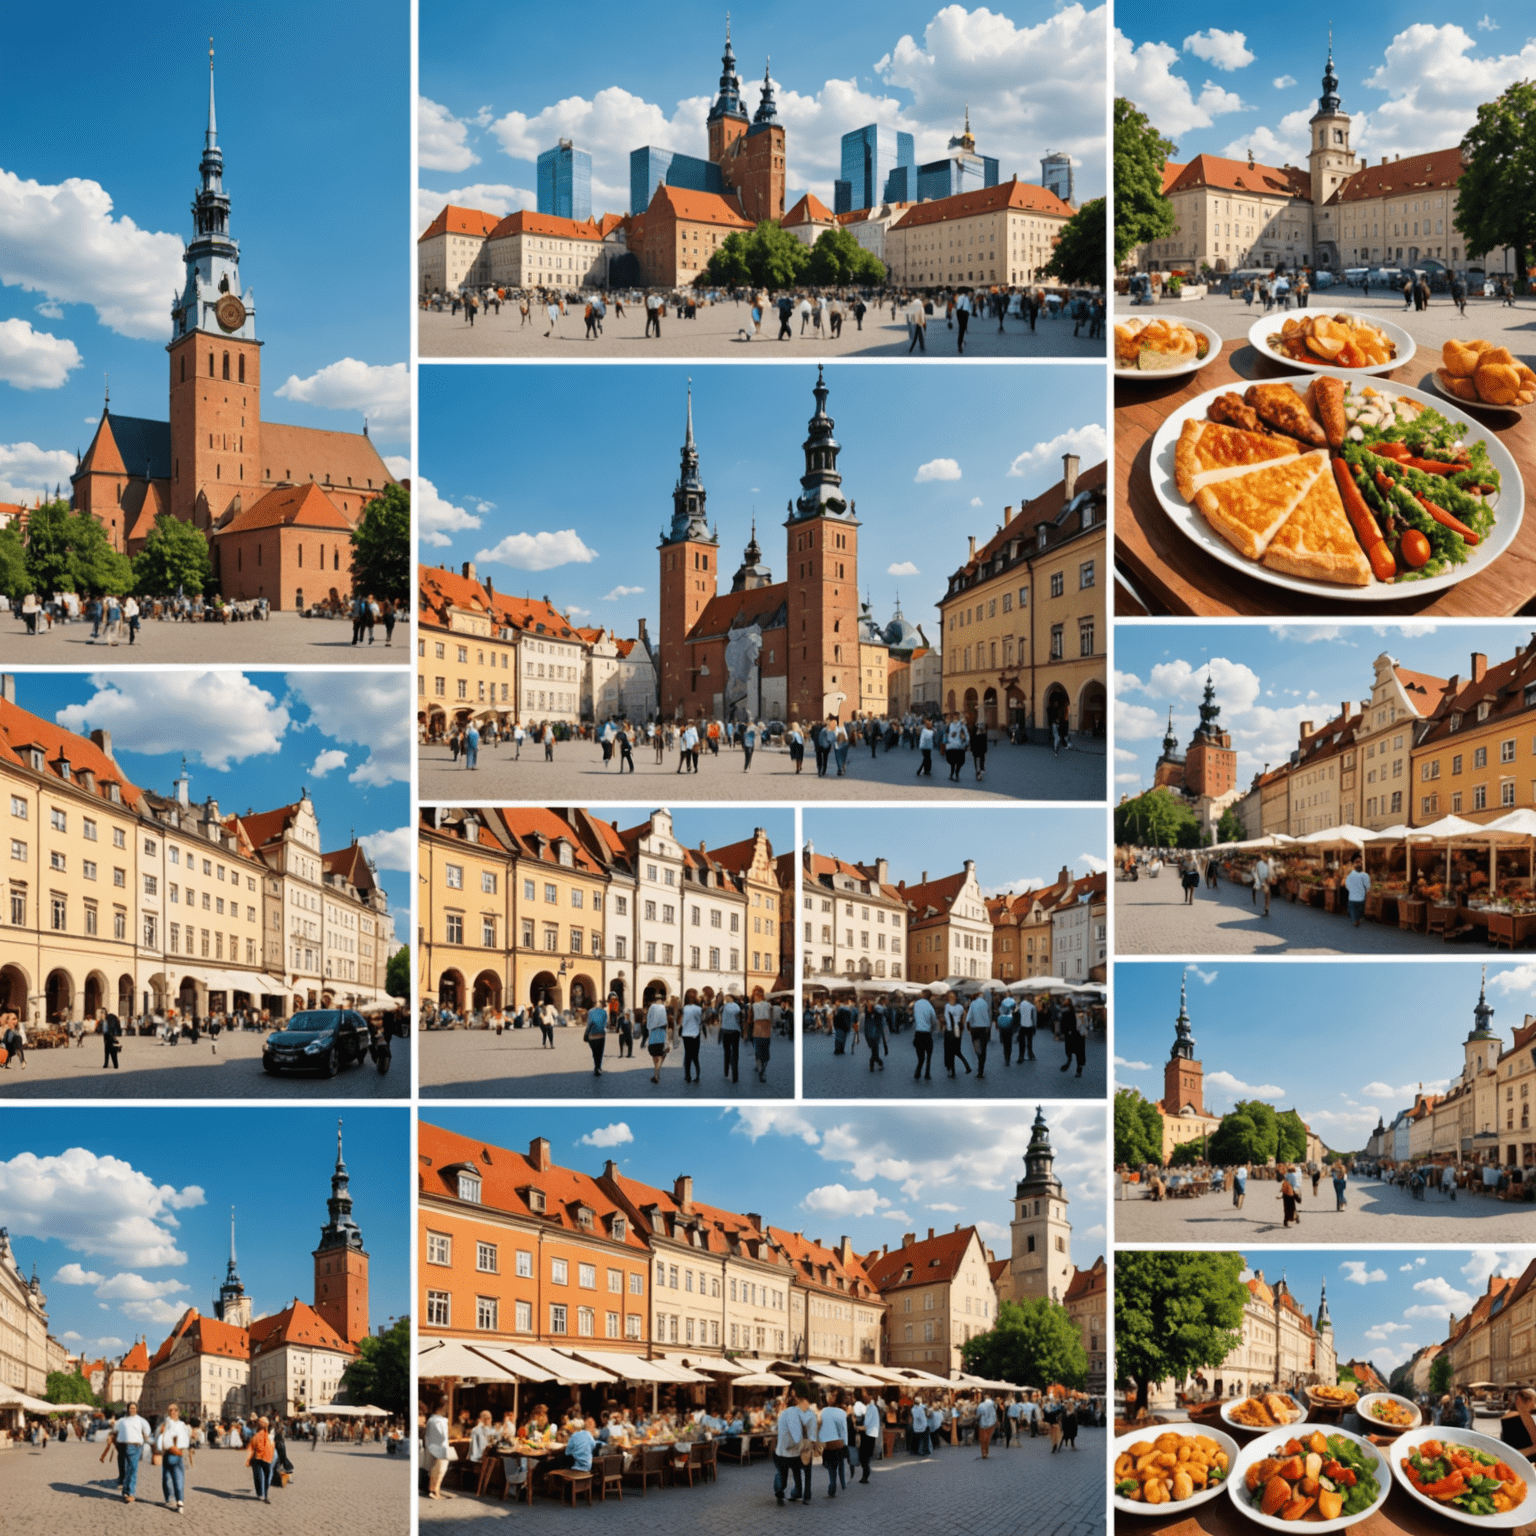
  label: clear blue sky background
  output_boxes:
[7,670,410,922]
[0,1106,409,1365]
[804,805,1107,895]
[587,805,791,858]
[419,361,1105,647]
[0,2,409,501]
[1116,9,1536,170]
[1114,622,1529,796]
[423,1104,1107,1271]
[1114,958,1536,1151]
[417,0,1106,225]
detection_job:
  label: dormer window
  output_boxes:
[1037,526,1048,550]
[558,842,573,867]
[1080,503,1094,529]
[611,1215,627,1241]
[1478,701,1491,722]
[458,1172,482,1204]
[1450,713,1462,733]
[576,1205,594,1230]
[28,747,44,772]
[527,1187,545,1213]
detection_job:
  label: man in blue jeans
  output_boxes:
[773,1386,815,1505]
[1343,854,1371,926]
[107,1400,152,1502]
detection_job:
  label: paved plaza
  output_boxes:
[420,1424,1103,1536]
[0,1026,410,1100]
[802,1028,1105,1100]
[418,1025,790,1099]
[1114,873,1456,955]
[420,298,1103,361]
[4,1437,406,1536]
[0,612,406,665]
[1113,1174,1534,1243]
[420,737,1105,804]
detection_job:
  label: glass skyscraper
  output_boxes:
[536,140,592,221]
[629,146,723,215]
[838,124,916,211]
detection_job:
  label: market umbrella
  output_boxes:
[1294,824,1375,849]
[1459,808,1536,893]
[1413,813,1486,890]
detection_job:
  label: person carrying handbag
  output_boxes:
[772,1386,817,1505]
[155,1403,191,1512]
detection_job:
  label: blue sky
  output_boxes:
[1114,622,1530,797]
[0,1107,410,1365]
[8,669,410,923]
[417,1,1106,229]
[804,805,1107,896]
[1116,10,1536,168]
[419,362,1105,645]
[0,2,409,506]
[1115,958,1536,1151]
[587,805,792,858]
[423,1104,1107,1272]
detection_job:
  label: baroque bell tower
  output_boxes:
[1163,969,1206,1116]
[168,43,262,533]
[312,1120,370,1345]
[1007,1107,1074,1306]
[706,17,748,166]
[657,381,719,718]
[1307,31,1357,267]
[214,1208,252,1329]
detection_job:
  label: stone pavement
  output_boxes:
[418,1024,790,1099]
[1113,873,1456,955]
[0,1025,411,1101]
[1113,1173,1534,1244]
[420,298,1104,361]
[420,737,1106,805]
[5,1437,406,1536]
[420,1425,1104,1536]
[0,612,407,665]
[802,1027,1106,1100]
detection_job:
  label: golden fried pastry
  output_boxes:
[1262,462,1373,585]
[1308,375,1348,451]
[1245,383,1329,448]
[1175,419,1299,501]
[1479,345,1517,369]
[1192,451,1327,560]
[1476,362,1523,405]
[1436,368,1482,402]
[1443,339,1483,377]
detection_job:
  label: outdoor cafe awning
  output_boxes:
[732,1371,791,1388]
[494,1345,621,1385]
[658,1352,749,1376]
[0,1390,58,1412]
[803,1361,886,1388]
[417,1338,523,1381]
[565,1349,707,1384]
[317,1403,390,1417]
[890,1368,956,1387]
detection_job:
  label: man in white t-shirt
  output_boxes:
[1343,854,1371,927]
[111,1401,152,1502]
[1252,856,1272,917]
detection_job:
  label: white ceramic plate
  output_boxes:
[1356,1392,1421,1434]
[1146,368,1524,602]
[1248,310,1416,375]
[1390,1425,1536,1529]
[1115,316,1224,381]
[1113,1424,1241,1517]
[1427,369,1526,417]
[1228,1425,1390,1533]
[1221,1395,1309,1433]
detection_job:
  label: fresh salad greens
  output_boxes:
[1402,1441,1529,1518]
[1327,1435,1385,1517]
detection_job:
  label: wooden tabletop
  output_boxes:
[1115,343,1536,616]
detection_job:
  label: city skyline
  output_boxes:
[0,7,410,507]
[0,1107,409,1365]
[420,361,1105,646]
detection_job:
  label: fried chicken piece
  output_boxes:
[1307,375,1347,451]
[1207,392,1265,433]
[1244,383,1328,448]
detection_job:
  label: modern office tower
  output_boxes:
[839,123,916,211]
[629,145,724,214]
[536,139,592,221]
[1041,151,1075,206]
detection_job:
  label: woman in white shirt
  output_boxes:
[156,1404,192,1512]
[423,1402,454,1499]
[679,995,704,1083]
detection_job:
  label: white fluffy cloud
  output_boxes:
[1413,1275,1475,1308]
[578,1122,634,1148]
[1220,106,1325,167]
[1115,31,1249,137]
[1365,1321,1412,1341]
[0,440,76,505]
[731,1107,823,1145]
[801,1183,888,1218]
[604,585,644,601]
[1114,1055,1152,1071]
[417,182,534,235]
[0,1148,203,1267]
[1340,1261,1387,1285]
[475,528,599,571]
[1206,1069,1286,1098]
[94,1272,189,1302]
[308,749,348,778]
[56,673,289,771]
[54,1263,104,1286]
[0,168,183,340]
[1188,966,1219,985]
[416,475,482,548]
[0,318,82,390]
[384,454,410,479]
[1360,1078,1447,1099]
[357,825,412,872]
[287,673,411,788]
[888,560,920,576]
[1273,74,1297,89]
[419,96,481,173]
[915,457,961,482]
[274,359,409,440]
[1008,423,1108,479]
[1184,30,1254,71]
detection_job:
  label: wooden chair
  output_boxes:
[622,1446,667,1496]
[546,1469,594,1508]
[717,1434,749,1465]
[696,1439,718,1484]
[501,1455,533,1505]
[670,1441,707,1488]
[596,1453,623,1502]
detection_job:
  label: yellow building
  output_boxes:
[418,806,516,1014]
[707,827,788,999]
[938,457,1105,736]
[884,178,1074,289]
[864,1226,1002,1373]
[417,562,521,741]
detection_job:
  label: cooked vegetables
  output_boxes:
[1244,1431,1382,1522]
[1115,1431,1230,1504]
[1402,1440,1528,1517]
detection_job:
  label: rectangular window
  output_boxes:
[578,1262,596,1289]
[551,1258,568,1285]
[476,1242,498,1273]
[476,1296,498,1331]
[426,1291,450,1327]
[1474,746,1488,769]
[516,1250,533,1278]
[515,1300,532,1332]
[427,1233,451,1266]
[549,1304,567,1334]
[445,863,463,889]
[445,913,463,944]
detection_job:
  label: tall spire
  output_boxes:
[207,38,218,147]
[790,366,851,522]
[1471,965,1497,1036]
[317,1117,365,1252]
[1171,968,1195,1059]
[753,57,779,128]
[229,1205,237,1272]
[708,14,747,124]
[1017,1106,1064,1196]
[1317,1277,1333,1330]
[685,376,695,449]
[1318,27,1341,115]
[665,378,711,544]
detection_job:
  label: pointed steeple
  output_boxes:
[752,57,779,128]
[708,14,748,124]
[1316,1277,1333,1331]
[1161,705,1178,757]
[1470,965,1497,1037]
[1318,27,1341,114]
[317,1117,366,1253]
[207,38,219,148]
[1171,968,1195,1060]
[1016,1107,1063,1198]
[789,366,852,523]
[665,378,713,545]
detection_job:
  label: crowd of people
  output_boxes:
[3,590,405,638]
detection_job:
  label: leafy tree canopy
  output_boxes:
[806,226,885,286]
[25,500,133,597]
[1045,197,1107,289]
[1429,1354,1454,1396]
[1455,81,1536,290]
[1114,788,1204,849]
[1116,1251,1248,1415]
[1216,807,1246,844]
[385,947,409,1000]
[132,513,213,598]
[0,525,27,602]
[1115,1087,1164,1166]
[1114,99,1178,266]
[340,1315,410,1416]
[351,482,410,602]
[704,220,811,290]
[45,1370,98,1406]
[962,1298,1088,1391]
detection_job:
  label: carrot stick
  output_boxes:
[1403,456,1463,475]
[1416,494,1480,545]
[1336,459,1398,581]
[1374,443,1412,461]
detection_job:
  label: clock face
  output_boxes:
[215,294,247,333]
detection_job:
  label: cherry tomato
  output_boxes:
[1401,529,1432,568]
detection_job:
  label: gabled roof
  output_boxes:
[783,193,835,226]
[688,584,788,642]
[487,209,604,244]
[1164,153,1311,202]
[125,480,168,545]
[802,849,904,906]
[418,204,500,242]
[1160,161,1186,195]
[1064,1255,1106,1304]
[119,1340,150,1372]
[239,801,305,852]
[892,177,1074,230]
[76,412,172,483]
[258,422,394,503]
[219,481,353,536]
[322,842,377,895]
[416,563,583,642]
[603,1171,776,1261]
[960,460,1108,577]
[1333,150,1463,206]
[898,869,969,922]
[248,1299,357,1358]
[493,808,603,873]
[863,1227,985,1291]
[647,183,754,230]
[765,1226,879,1298]
[0,694,142,809]
[1416,639,1536,748]
[707,831,777,880]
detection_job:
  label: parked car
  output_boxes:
[262,1009,370,1077]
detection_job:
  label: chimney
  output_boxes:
[1381,156,1390,166]
[603,1159,619,1179]
[967,535,976,560]
[964,858,976,877]
[1472,652,1488,684]
[954,1223,962,1233]
[90,727,113,761]
[746,1213,762,1232]
[529,1136,551,1172]
[1059,865,1070,884]
[0,674,13,705]
[875,858,889,885]
[462,560,477,582]
[485,575,494,597]
[1340,702,1351,722]
[902,1232,916,1248]
[1003,505,1015,525]
[921,871,928,884]
[674,1174,693,1212]
[1300,721,1314,738]
[637,616,648,642]
[1062,453,1080,501]
[927,1227,935,1241]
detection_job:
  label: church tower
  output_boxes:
[705,18,748,166]
[1008,1107,1074,1305]
[730,518,773,592]
[168,45,262,533]
[1315,1278,1333,1341]
[657,381,719,718]
[1163,969,1206,1116]
[312,1120,370,1345]
[214,1208,252,1329]
[1184,673,1237,799]
[1463,966,1502,1083]
[1308,32,1357,265]
[786,367,860,723]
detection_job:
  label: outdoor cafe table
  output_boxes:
[1115,341,1536,617]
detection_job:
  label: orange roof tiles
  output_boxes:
[495,808,603,872]
[419,204,501,242]
[1333,150,1463,205]
[488,209,604,244]
[1161,162,1187,194]
[1417,639,1536,748]
[1165,153,1311,201]
[119,1340,150,1372]
[765,1227,879,1297]
[689,584,788,642]
[648,183,754,229]
[893,178,1075,231]
[220,481,352,536]
[259,422,394,502]
[1064,1256,1106,1303]
[783,193,835,226]
[239,801,304,851]
[604,1171,775,1259]
[965,460,1107,574]
[864,1227,983,1291]
[248,1299,357,1357]
[417,563,582,641]
[0,694,141,809]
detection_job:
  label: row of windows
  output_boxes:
[426,1290,643,1339]
[1421,782,1521,816]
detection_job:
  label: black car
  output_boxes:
[262,1009,369,1077]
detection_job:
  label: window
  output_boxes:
[457,1171,481,1203]
[578,1262,596,1289]
[551,1258,569,1285]
[426,1291,451,1327]
[549,1304,567,1334]
[445,913,463,944]
[445,863,463,889]
[577,1307,595,1336]
[476,1296,498,1331]
[516,1250,533,1278]
[482,870,497,893]
[1079,560,1095,588]
[1474,746,1488,769]
[50,808,66,832]
[629,1272,644,1294]
[427,1233,451,1266]
[8,797,24,819]
[515,1300,532,1332]
[476,1242,498,1273]
[1050,624,1063,660]
[1503,739,1517,763]
[1050,572,1064,598]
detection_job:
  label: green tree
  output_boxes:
[704,231,754,287]
[1044,197,1106,288]
[1275,1109,1310,1163]
[1114,788,1201,849]
[341,1315,410,1415]
[1168,1139,1209,1167]
[1208,1112,1264,1165]
[1115,1087,1164,1166]
[1114,98,1178,267]
[806,226,885,286]
[1455,81,1536,292]
[0,524,26,601]
[350,482,410,602]
[962,1298,1088,1391]
[24,500,133,597]
[132,513,213,597]
[1116,1251,1248,1416]
[1216,807,1246,844]
[714,220,811,290]
[385,946,409,1000]
[45,1369,98,1406]
[1429,1354,1454,1396]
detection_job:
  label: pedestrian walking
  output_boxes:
[911,992,936,1079]
[646,999,670,1084]
[1180,851,1199,904]
[719,992,742,1082]
[156,1404,191,1512]
[1344,853,1371,926]
[584,998,608,1077]
[751,994,773,1082]
[102,1010,122,1069]
[1252,854,1272,916]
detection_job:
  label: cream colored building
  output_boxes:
[104,1339,149,1408]
[834,201,917,267]
[903,860,992,983]
[141,1310,251,1423]
[864,1226,1000,1372]
[799,845,909,982]
[678,843,748,1004]
[417,204,498,295]
[998,1109,1074,1307]
[248,1300,358,1417]
[1287,705,1360,835]
[771,1229,885,1366]
[0,1227,50,1408]
[1065,1256,1107,1393]
[484,210,614,289]
[1353,653,1448,830]
[884,178,1074,289]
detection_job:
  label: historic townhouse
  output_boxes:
[864,1226,1001,1373]
[1351,653,1451,830]
[416,204,499,295]
[708,827,789,998]
[767,1228,885,1367]
[902,861,992,983]
[614,809,687,1007]
[678,843,749,1004]
[799,844,908,981]
[418,806,515,1014]
[0,1227,51,1405]
[1065,1256,1107,1394]
[1051,872,1107,982]
[883,178,1074,288]
[987,866,1076,979]
[1287,705,1361,835]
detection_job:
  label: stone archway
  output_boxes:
[84,971,107,1018]
[962,687,979,725]
[45,968,74,1024]
[982,687,998,729]
[179,977,204,1017]
[1006,685,1027,727]
[1078,678,1106,736]
[1043,681,1070,731]
[528,971,562,1010]
[117,974,135,1017]
[472,971,502,1010]
[641,977,670,1007]
[438,970,465,1010]
[0,963,30,1016]
[568,973,597,1011]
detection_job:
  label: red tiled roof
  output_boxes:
[0,695,142,810]
[802,849,904,905]
[119,1340,150,1372]
[488,210,604,244]
[418,204,500,242]
[125,480,167,544]
[1165,153,1311,201]
[783,193,834,226]
[899,869,968,920]
[1417,640,1536,748]
[258,422,395,503]
[219,481,352,535]
[494,808,603,872]
[1064,1256,1106,1303]
[965,460,1108,574]
[240,801,304,851]
[1161,162,1186,195]
[604,1171,777,1260]
[765,1227,879,1298]
[322,842,377,894]
[1333,149,1463,205]
[892,178,1074,231]
[647,183,754,229]
[248,1300,357,1358]
[864,1227,984,1290]
[688,583,787,642]
[707,832,777,878]
[417,563,582,642]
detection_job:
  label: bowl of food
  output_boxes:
[1432,339,1536,412]
[1357,1393,1421,1433]
[1223,1393,1308,1432]
[1249,310,1413,375]
[1114,1424,1240,1515]
[1390,1426,1536,1527]
[1115,316,1222,379]
[1229,1425,1390,1531]
[1307,1384,1360,1412]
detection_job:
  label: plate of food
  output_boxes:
[1306,1384,1360,1412]
[1223,1392,1309,1433]
[1431,339,1536,413]
[1229,1425,1390,1531]
[1147,369,1523,599]
[1115,316,1222,380]
[1249,310,1413,375]
[1114,1425,1239,1515]
[1357,1392,1421,1433]
[1390,1426,1536,1527]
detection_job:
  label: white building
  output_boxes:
[800,844,909,981]
[835,202,917,268]
[417,205,498,295]
[618,809,686,1006]
[679,845,747,1002]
